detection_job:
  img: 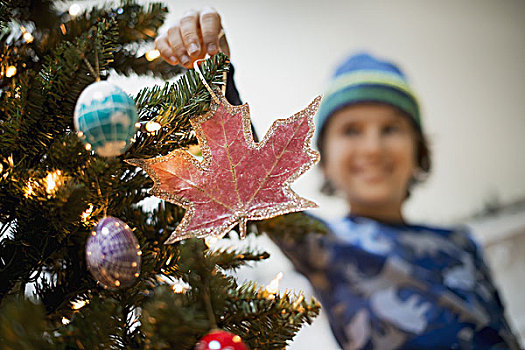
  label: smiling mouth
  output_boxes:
[353,166,391,182]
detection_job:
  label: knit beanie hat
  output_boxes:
[316,53,421,145]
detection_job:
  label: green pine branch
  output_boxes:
[0,178,91,299]
[256,212,329,239]
[54,296,124,349]
[224,282,321,349]
[0,18,122,302]
[211,248,270,271]
[111,47,185,80]
[0,1,11,29]
[141,284,212,349]
[2,0,57,30]
[60,2,167,47]
[125,52,230,159]
[0,296,54,349]
[0,18,118,165]
[138,237,319,350]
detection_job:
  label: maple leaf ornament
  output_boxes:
[127,92,321,244]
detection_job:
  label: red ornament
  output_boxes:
[127,89,320,244]
[195,330,249,350]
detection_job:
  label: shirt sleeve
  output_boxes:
[225,64,242,106]
[259,213,331,278]
[224,63,259,141]
[461,227,521,349]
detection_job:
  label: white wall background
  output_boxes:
[106,0,525,348]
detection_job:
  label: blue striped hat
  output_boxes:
[316,53,421,143]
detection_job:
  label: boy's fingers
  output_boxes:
[179,10,202,58]
[199,8,221,55]
[218,31,230,58]
[154,35,178,65]
[167,25,191,67]
[155,8,229,66]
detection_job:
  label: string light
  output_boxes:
[172,284,186,293]
[80,204,94,223]
[24,170,65,197]
[69,4,82,17]
[171,279,191,294]
[23,32,33,43]
[145,121,161,133]
[6,66,17,78]
[20,26,34,43]
[44,170,62,194]
[145,49,160,61]
[71,299,89,310]
[62,317,70,325]
[265,272,283,298]
[24,178,36,198]
[232,335,243,343]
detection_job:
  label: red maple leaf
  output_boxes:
[127,93,320,244]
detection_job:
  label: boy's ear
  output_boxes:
[319,163,338,196]
[320,176,337,196]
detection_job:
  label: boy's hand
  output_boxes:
[155,7,230,68]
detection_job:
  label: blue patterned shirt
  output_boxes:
[276,215,519,349]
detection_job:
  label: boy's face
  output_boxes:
[321,103,417,213]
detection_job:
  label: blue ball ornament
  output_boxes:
[86,217,141,289]
[74,81,139,157]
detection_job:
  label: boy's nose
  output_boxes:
[360,130,382,155]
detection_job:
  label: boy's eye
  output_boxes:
[383,125,401,134]
[342,126,360,136]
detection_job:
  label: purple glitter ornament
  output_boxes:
[86,217,141,289]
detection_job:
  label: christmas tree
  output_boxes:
[0,1,325,349]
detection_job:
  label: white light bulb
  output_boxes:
[23,32,34,43]
[145,49,161,61]
[6,66,17,78]
[69,4,82,16]
[145,121,161,132]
